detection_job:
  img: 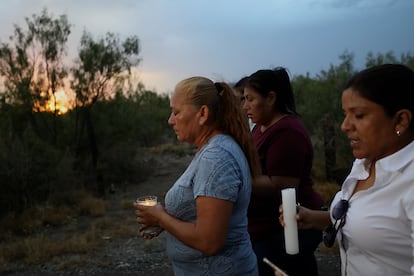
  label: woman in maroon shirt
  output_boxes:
[243,68,324,276]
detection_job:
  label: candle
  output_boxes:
[136,195,157,206]
[136,195,161,236]
[281,188,299,254]
[141,199,157,206]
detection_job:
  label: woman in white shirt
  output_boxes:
[279,63,414,276]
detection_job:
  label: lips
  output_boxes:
[348,138,360,148]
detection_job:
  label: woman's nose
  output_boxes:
[341,116,350,132]
[168,113,174,125]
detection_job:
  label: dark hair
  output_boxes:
[245,67,298,115]
[344,64,414,131]
[234,76,249,91]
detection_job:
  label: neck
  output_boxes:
[260,113,287,132]
[195,129,221,150]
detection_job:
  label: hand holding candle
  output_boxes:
[281,188,299,255]
[136,195,162,237]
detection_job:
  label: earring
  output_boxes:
[396,130,401,136]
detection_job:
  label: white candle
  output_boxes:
[140,199,157,206]
[136,195,157,206]
[136,195,161,236]
[281,188,299,254]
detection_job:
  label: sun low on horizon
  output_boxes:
[36,89,74,115]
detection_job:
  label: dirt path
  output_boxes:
[3,152,340,275]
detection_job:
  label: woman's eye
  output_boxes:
[355,114,364,119]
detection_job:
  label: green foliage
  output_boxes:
[294,51,355,133]
[71,31,140,104]
[0,88,172,218]
[292,52,356,181]
[2,9,414,221]
[0,122,62,215]
[365,51,414,70]
[292,50,414,183]
[92,89,171,148]
[0,8,71,148]
[74,89,172,190]
[0,9,171,215]
[68,29,143,193]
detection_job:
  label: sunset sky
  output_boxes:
[0,0,413,94]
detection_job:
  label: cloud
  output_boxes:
[0,0,413,93]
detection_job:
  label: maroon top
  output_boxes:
[248,115,323,241]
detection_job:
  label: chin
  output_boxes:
[352,152,366,160]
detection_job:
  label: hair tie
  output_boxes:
[214,82,224,96]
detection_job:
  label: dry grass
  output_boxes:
[68,189,109,216]
[112,218,137,238]
[0,212,136,268]
[78,197,108,216]
[0,229,102,265]
[0,205,75,238]
[54,256,112,271]
[0,178,342,270]
[0,191,124,270]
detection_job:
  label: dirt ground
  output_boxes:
[3,151,340,275]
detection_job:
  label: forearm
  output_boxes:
[158,198,230,256]
[158,212,208,251]
[306,209,331,230]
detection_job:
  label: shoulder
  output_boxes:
[266,115,311,142]
[200,134,243,164]
[278,115,308,132]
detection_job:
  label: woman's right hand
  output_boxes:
[279,205,314,229]
[134,202,165,239]
[279,205,330,230]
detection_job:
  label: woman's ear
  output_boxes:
[198,105,209,125]
[395,109,412,134]
[267,91,277,106]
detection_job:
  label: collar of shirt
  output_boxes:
[341,140,414,198]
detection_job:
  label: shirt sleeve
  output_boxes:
[192,149,241,203]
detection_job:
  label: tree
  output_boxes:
[293,51,356,182]
[70,31,140,193]
[400,52,414,69]
[365,51,414,70]
[0,8,71,143]
[365,51,398,68]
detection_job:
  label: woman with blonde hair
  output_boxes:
[135,76,260,275]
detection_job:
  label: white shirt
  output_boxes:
[248,118,256,131]
[331,140,414,276]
